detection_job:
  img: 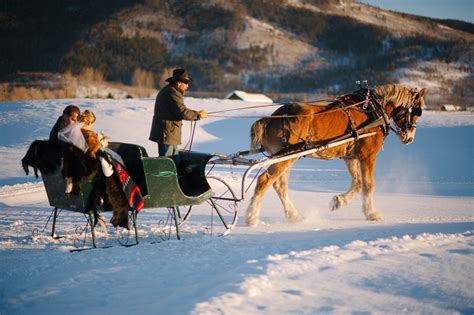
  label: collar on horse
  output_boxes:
[339,88,392,136]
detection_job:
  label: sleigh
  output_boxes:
[40,142,238,250]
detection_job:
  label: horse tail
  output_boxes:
[250,118,270,151]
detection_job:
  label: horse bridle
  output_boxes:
[390,104,423,137]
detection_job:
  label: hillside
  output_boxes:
[0,0,472,105]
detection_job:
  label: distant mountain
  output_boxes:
[1,0,472,104]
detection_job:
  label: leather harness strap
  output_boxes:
[272,90,391,158]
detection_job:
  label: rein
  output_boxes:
[207,100,369,119]
[183,120,197,152]
[207,98,335,116]
[208,103,278,115]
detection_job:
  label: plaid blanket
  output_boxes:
[112,160,144,213]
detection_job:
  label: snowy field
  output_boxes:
[0,97,473,314]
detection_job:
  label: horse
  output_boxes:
[246,84,426,226]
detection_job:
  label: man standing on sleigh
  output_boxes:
[149,68,208,157]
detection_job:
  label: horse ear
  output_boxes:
[417,88,426,99]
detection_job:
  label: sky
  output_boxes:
[359,0,474,23]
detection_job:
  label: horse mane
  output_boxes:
[374,84,420,108]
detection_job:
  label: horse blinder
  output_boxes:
[411,107,422,117]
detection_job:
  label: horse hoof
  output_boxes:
[330,196,342,211]
[246,216,259,227]
[288,213,304,223]
[367,213,383,221]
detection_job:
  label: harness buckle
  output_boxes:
[362,99,369,110]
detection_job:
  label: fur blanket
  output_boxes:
[85,166,130,229]
[21,140,63,178]
[61,144,100,195]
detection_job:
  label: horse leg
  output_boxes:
[272,164,304,223]
[330,157,362,211]
[246,159,296,226]
[360,157,383,221]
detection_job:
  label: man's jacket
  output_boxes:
[149,84,199,145]
[49,116,66,141]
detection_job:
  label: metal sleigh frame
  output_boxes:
[209,132,377,201]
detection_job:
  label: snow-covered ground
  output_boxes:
[0,97,473,314]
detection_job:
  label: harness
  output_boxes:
[338,88,392,138]
[272,88,391,157]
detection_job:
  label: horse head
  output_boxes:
[378,85,426,145]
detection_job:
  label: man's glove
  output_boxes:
[198,110,208,119]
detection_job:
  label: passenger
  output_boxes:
[149,68,208,157]
[58,109,106,193]
[49,105,80,141]
[59,110,143,229]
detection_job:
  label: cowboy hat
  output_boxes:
[165,68,193,83]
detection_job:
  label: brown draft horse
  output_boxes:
[246,84,426,226]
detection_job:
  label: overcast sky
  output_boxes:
[359,0,473,23]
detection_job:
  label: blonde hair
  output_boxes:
[79,110,96,125]
[82,129,100,158]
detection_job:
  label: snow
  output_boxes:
[225,90,274,103]
[396,61,472,96]
[236,16,317,67]
[0,97,473,314]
